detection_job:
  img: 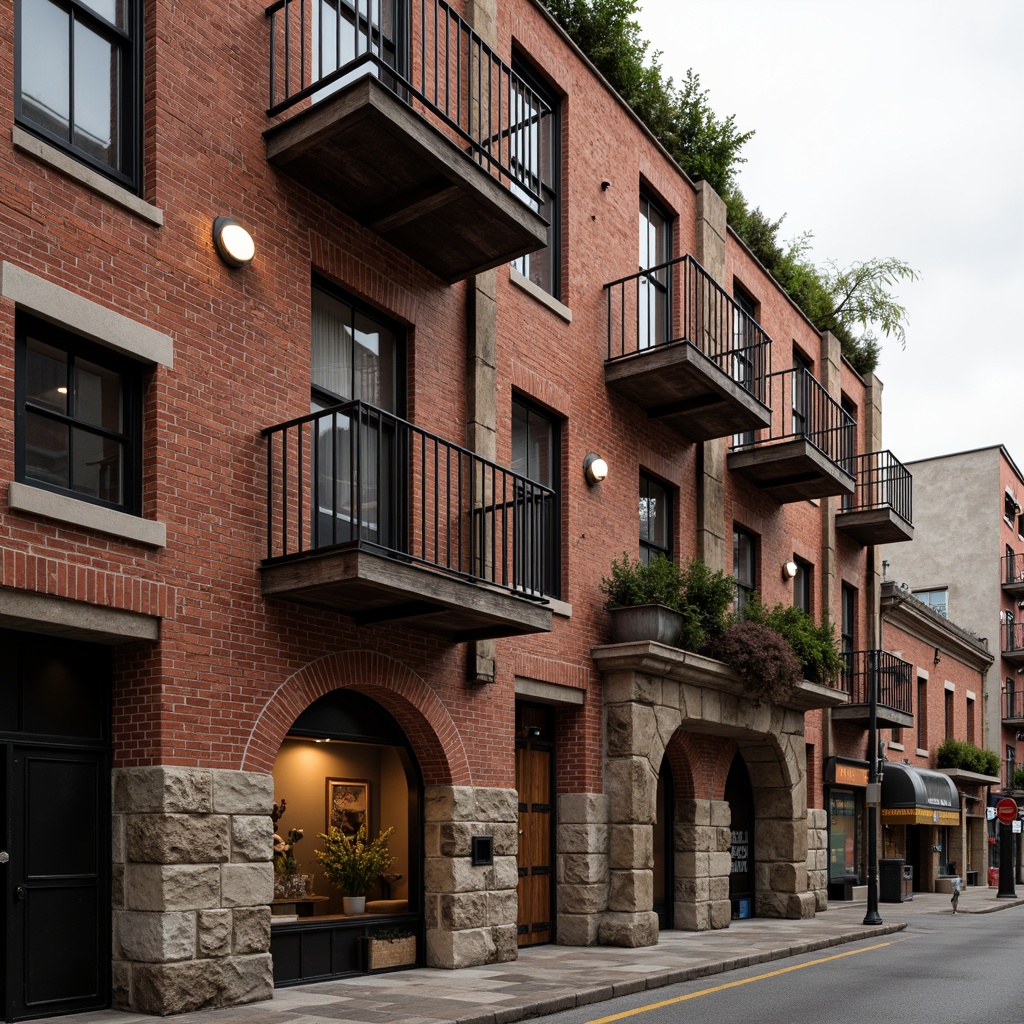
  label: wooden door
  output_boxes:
[516,704,553,946]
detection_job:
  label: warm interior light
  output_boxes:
[57,386,68,394]
[212,216,255,267]
[583,452,609,485]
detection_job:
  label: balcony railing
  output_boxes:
[841,650,914,715]
[266,0,548,205]
[1003,687,1024,720]
[605,253,771,407]
[732,367,854,468]
[263,400,556,600]
[1003,553,1024,590]
[1003,622,1024,660]
[843,450,912,522]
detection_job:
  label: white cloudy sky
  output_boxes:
[636,0,1024,464]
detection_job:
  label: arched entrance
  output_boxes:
[725,753,755,919]
[269,689,422,985]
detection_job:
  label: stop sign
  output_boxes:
[996,797,1019,824]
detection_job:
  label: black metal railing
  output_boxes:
[733,367,855,471]
[1003,552,1024,586]
[841,650,914,714]
[266,0,549,204]
[841,450,913,523]
[263,401,556,599]
[604,253,771,407]
[1003,687,1024,720]
[1003,622,1024,654]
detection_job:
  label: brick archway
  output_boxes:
[240,648,471,786]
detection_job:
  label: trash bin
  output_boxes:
[880,858,905,903]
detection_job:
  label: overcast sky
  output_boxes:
[636,0,1023,464]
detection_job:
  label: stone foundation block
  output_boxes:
[424,786,477,824]
[557,822,608,854]
[127,814,229,865]
[609,869,652,912]
[709,900,732,929]
[232,907,271,954]
[115,911,196,963]
[440,891,488,930]
[675,902,710,930]
[472,788,517,823]
[426,926,496,969]
[424,856,498,894]
[605,758,657,824]
[494,854,520,890]
[558,793,608,824]
[115,767,212,816]
[674,824,715,854]
[599,910,658,947]
[609,824,652,869]
[556,913,601,946]
[131,960,217,1015]
[491,924,518,962]
[231,816,273,863]
[814,888,828,912]
[221,862,273,907]
[558,853,608,885]
[126,864,221,911]
[606,703,657,758]
[112,960,131,1009]
[559,882,608,915]
[486,889,517,927]
[676,851,711,877]
[769,861,805,894]
[197,910,231,958]
[786,892,816,919]
[709,801,731,827]
[677,800,710,827]
[439,821,517,857]
[218,954,274,1007]
[213,771,274,815]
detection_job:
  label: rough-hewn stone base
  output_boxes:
[807,808,829,911]
[112,767,274,1014]
[424,786,519,968]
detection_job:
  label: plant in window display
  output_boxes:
[315,824,395,913]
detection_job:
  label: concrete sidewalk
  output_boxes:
[47,891,1024,1024]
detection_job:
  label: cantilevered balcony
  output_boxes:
[1003,685,1024,724]
[836,450,914,544]
[727,367,855,503]
[260,401,554,640]
[1003,553,1024,597]
[604,255,773,442]
[831,650,914,729]
[263,0,548,282]
[1003,623,1024,666]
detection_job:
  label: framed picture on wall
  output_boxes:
[326,778,369,837]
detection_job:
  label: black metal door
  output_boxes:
[3,744,110,1021]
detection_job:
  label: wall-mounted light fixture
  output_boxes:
[212,216,255,268]
[782,560,798,580]
[583,452,608,485]
[933,647,941,665]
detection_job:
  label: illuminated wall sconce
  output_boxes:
[212,216,255,268]
[782,560,798,580]
[583,452,609,485]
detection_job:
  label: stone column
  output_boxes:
[423,786,518,968]
[113,767,274,1014]
[556,793,609,945]
[806,807,829,911]
[695,181,729,572]
[674,798,731,930]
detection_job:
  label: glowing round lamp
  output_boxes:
[213,217,255,268]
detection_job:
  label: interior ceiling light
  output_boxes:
[212,216,255,268]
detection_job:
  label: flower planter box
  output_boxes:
[609,604,683,645]
[361,934,417,973]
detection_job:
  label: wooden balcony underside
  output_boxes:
[728,438,855,503]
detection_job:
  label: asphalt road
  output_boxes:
[540,908,1023,1024]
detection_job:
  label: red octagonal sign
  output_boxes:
[996,798,1019,824]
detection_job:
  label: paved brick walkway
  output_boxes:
[41,891,1024,1024]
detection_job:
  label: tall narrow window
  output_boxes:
[638,192,671,349]
[793,557,812,615]
[841,584,856,655]
[917,677,928,751]
[1008,678,1017,721]
[639,472,672,564]
[16,313,142,513]
[732,287,758,447]
[792,351,811,437]
[944,686,954,740]
[17,0,141,190]
[733,526,757,615]
[841,397,857,507]
[967,695,976,746]
[511,57,560,299]
[309,285,404,550]
[511,397,560,598]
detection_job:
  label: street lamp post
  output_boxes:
[864,650,883,926]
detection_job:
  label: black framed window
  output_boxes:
[16,313,142,514]
[17,0,141,191]
[841,583,856,654]
[732,285,758,446]
[733,525,757,615]
[944,687,954,740]
[917,676,928,750]
[638,191,671,349]
[793,557,812,614]
[511,56,560,299]
[511,396,560,598]
[639,472,672,564]
[792,350,811,437]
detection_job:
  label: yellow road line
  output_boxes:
[587,942,895,1024]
